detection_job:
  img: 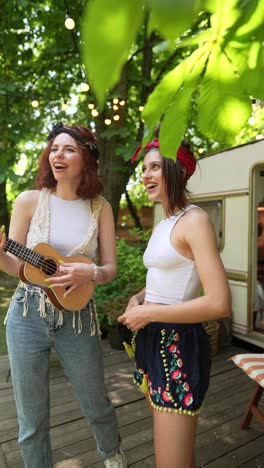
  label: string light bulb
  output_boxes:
[80,82,89,92]
[104,119,111,125]
[65,14,75,30]
[113,98,119,104]
[91,109,99,117]
[138,105,144,112]
[31,99,39,108]
[113,115,120,121]
[119,100,125,106]
[62,100,68,111]
[88,103,95,109]
[113,105,119,111]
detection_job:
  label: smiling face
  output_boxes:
[48,133,84,184]
[142,149,167,205]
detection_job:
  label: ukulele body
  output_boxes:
[18,243,94,311]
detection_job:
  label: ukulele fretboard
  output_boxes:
[4,238,44,268]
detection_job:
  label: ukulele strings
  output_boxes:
[6,238,66,276]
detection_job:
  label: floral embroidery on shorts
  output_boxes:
[144,329,194,410]
[163,330,194,408]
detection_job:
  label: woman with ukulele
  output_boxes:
[0,123,127,468]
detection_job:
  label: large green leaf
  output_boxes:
[210,0,241,36]
[142,44,210,142]
[159,84,197,159]
[158,52,209,158]
[146,0,198,41]
[225,33,264,100]
[240,68,264,100]
[200,0,218,12]
[240,42,264,99]
[235,0,264,38]
[197,44,252,142]
[81,0,144,107]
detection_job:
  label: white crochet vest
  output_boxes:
[26,188,104,258]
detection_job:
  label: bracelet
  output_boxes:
[91,263,98,282]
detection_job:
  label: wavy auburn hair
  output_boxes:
[36,125,103,199]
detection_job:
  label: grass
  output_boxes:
[0,272,18,355]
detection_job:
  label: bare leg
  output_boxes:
[153,409,198,468]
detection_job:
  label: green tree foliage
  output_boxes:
[81,0,264,158]
[1,0,263,229]
[0,0,85,223]
[1,0,198,223]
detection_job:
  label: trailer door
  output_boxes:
[252,164,264,334]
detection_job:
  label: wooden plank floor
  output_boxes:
[0,340,264,468]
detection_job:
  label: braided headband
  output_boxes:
[47,122,100,160]
[132,139,196,179]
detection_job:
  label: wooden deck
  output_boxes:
[0,340,264,468]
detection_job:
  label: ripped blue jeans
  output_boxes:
[5,284,120,468]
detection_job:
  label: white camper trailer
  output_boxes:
[154,139,264,348]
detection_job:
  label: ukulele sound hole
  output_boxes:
[41,259,57,276]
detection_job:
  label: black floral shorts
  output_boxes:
[132,322,211,415]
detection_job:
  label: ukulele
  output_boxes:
[4,238,95,311]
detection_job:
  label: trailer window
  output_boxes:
[195,200,222,249]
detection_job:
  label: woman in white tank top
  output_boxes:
[119,137,231,468]
[0,123,127,468]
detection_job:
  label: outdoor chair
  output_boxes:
[231,353,264,429]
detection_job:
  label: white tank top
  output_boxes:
[143,205,202,304]
[48,194,95,256]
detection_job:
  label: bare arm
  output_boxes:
[0,191,39,277]
[95,200,117,284]
[119,210,231,331]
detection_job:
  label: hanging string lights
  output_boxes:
[28,1,128,127]
[64,14,75,30]
[31,98,39,108]
[91,109,99,117]
[64,0,75,30]
[80,82,89,92]
[61,100,69,111]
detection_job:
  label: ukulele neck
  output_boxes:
[4,238,44,268]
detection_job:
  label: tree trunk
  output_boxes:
[0,180,9,229]
[125,189,143,230]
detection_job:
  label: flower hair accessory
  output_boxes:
[132,138,196,179]
[47,122,99,160]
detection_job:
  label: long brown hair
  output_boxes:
[36,125,103,199]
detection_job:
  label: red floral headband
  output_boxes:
[132,139,196,179]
